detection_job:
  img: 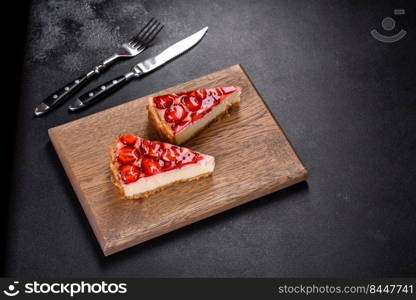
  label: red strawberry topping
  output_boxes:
[201,95,216,110]
[154,94,174,109]
[148,141,164,157]
[162,160,174,171]
[161,147,178,162]
[215,88,224,96]
[115,135,205,184]
[155,87,239,134]
[117,146,139,164]
[180,150,198,164]
[139,139,151,155]
[182,95,202,111]
[164,104,187,123]
[141,156,162,176]
[170,145,182,156]
[119,164,141,184]
[119,134,138,146]
[196,88,207,99]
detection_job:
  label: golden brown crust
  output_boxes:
[110,141,127,199]
[147,104,175,143]
[110,137,214,200]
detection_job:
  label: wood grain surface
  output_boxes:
[48,64,308,255]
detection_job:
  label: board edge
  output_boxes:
[48,127,108,255]
[102,164,307,255]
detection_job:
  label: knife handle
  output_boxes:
[68,72,137,112]
[34,55,120,116]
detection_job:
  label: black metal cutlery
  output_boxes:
[34,18,163,117]
[68,27,208,112]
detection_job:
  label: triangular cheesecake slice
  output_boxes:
[147,86,241,144]
[111,134,215,199]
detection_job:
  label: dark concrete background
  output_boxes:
[4,0,416,276]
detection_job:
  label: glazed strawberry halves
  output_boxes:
[111,134,215,199]
[147,86,241,144]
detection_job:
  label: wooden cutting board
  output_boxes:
[49,64,307,256]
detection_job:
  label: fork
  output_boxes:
[34,18,163,116]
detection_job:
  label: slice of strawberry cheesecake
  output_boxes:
[147,86,241,144]
[111,134,215,199]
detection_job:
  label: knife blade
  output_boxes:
[68,26,208,112]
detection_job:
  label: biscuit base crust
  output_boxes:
[147,104,175,143]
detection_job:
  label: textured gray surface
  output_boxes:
[5,0,416,276]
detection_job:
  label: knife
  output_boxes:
[68,27,208,112]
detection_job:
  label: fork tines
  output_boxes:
[129,18,164,48]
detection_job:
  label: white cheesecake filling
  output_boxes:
[175,91,240,144]
[123,155,215,197]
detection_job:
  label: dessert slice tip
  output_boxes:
[147,86,241,144]
[111,134,215,200]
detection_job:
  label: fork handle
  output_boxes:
[34,55,120,116]
[68,72,138,112]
